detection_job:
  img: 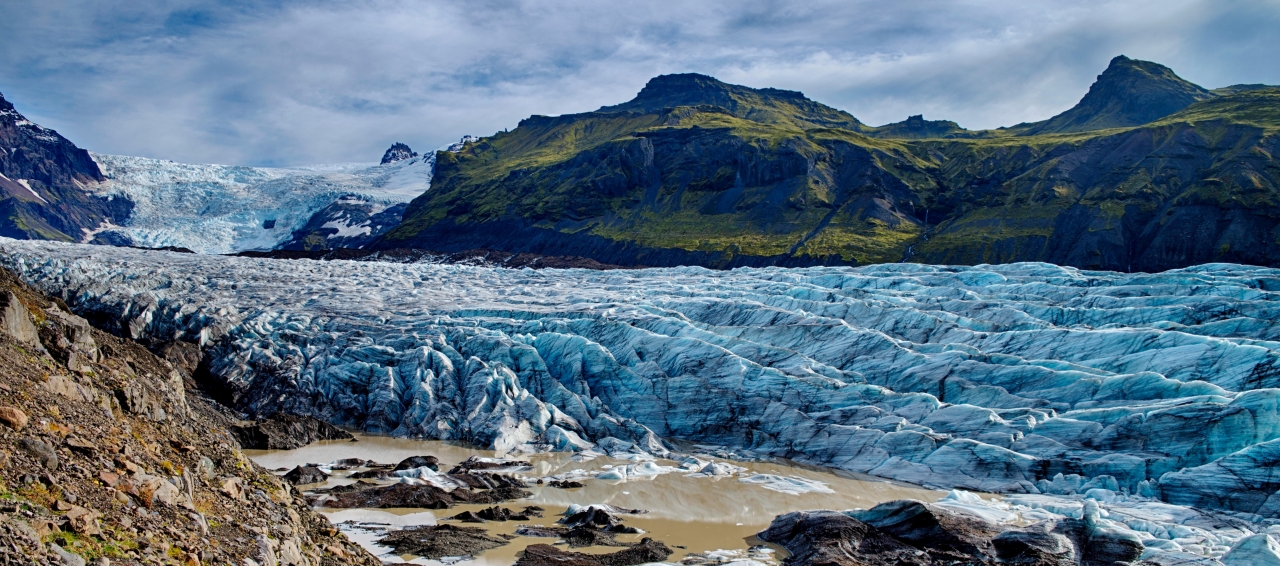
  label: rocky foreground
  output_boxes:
[759,497,1280,565]
[0,267,378,565]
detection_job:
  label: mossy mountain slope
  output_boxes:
[597,73,865,132]
[0,92,130,241]
[1016,55,1214,135]
[378,62,1280,271]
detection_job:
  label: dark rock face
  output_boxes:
[760,502,1146,566]
[377,524,512,559]
[1021,55,1213,135]
[276,197,408,251]
[0,92,131,241]
[515,539,672,566]
[282,465,329,485]
[229,412,354,450]
[381,143,418,165]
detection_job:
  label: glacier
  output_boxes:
[80,151,436,253]
[5,239,1280,527]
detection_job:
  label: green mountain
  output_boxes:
[1014,55,1213,135]
[595,73,865,131]
[375,60,1280,270]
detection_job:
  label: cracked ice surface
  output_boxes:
[6,239,1280,520]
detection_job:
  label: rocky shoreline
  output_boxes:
[0,267,379,566]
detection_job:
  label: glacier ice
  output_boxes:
[81,152,435,253]
[5,239,1280,522]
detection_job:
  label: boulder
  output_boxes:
[392,455,439,472]
[20,438,58,469]
[993,527,1076,565]
[559,506,641,533]
[0,406,28,430]
[282,465,329,486]
[0,291,39,345]
[850,499,1001,560]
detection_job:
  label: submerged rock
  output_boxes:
[447,472,528,490]
[515,539,672,566]
[377,524,512,559]
[476,506,543,521]
[559,506,642,533]
[393,455,439,472]
[321,483,531,509]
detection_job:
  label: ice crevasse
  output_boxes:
[5,239,1280,519]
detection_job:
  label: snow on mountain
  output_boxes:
[7,238,1280,541]
[82,150,436,254]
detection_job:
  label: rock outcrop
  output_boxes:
[380,142,418,165]
[0,92,131,242]
[230,412,354,450]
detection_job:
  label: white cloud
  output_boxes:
[0,0,1276,166]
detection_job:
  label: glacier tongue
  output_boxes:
[81,152,435,253]
[5,239,1280,518]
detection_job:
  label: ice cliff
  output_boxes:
[5,239,1280,520]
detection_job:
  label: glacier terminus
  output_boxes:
[6,239,1280,561]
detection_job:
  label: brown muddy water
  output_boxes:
[247,434,943,565]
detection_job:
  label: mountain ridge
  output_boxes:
[0,92,130,241]
[1015,55,1214,135]
[377,57,1280,272]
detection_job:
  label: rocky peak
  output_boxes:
[380,142,418,165]
[0,91,16,115]
[596,73,863,130]
[867,114,967,139]
[1022,55,1212,134]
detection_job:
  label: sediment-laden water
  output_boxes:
[248,434,942,564]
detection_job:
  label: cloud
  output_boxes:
[0,0,1277,166]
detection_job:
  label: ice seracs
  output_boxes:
[5,240,1280,531]
[83,153,435,253]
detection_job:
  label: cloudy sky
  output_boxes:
[2,0,1278,167]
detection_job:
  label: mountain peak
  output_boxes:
[596,73,862,131]
[1022,55,1212,135]
[380,142,417,165]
